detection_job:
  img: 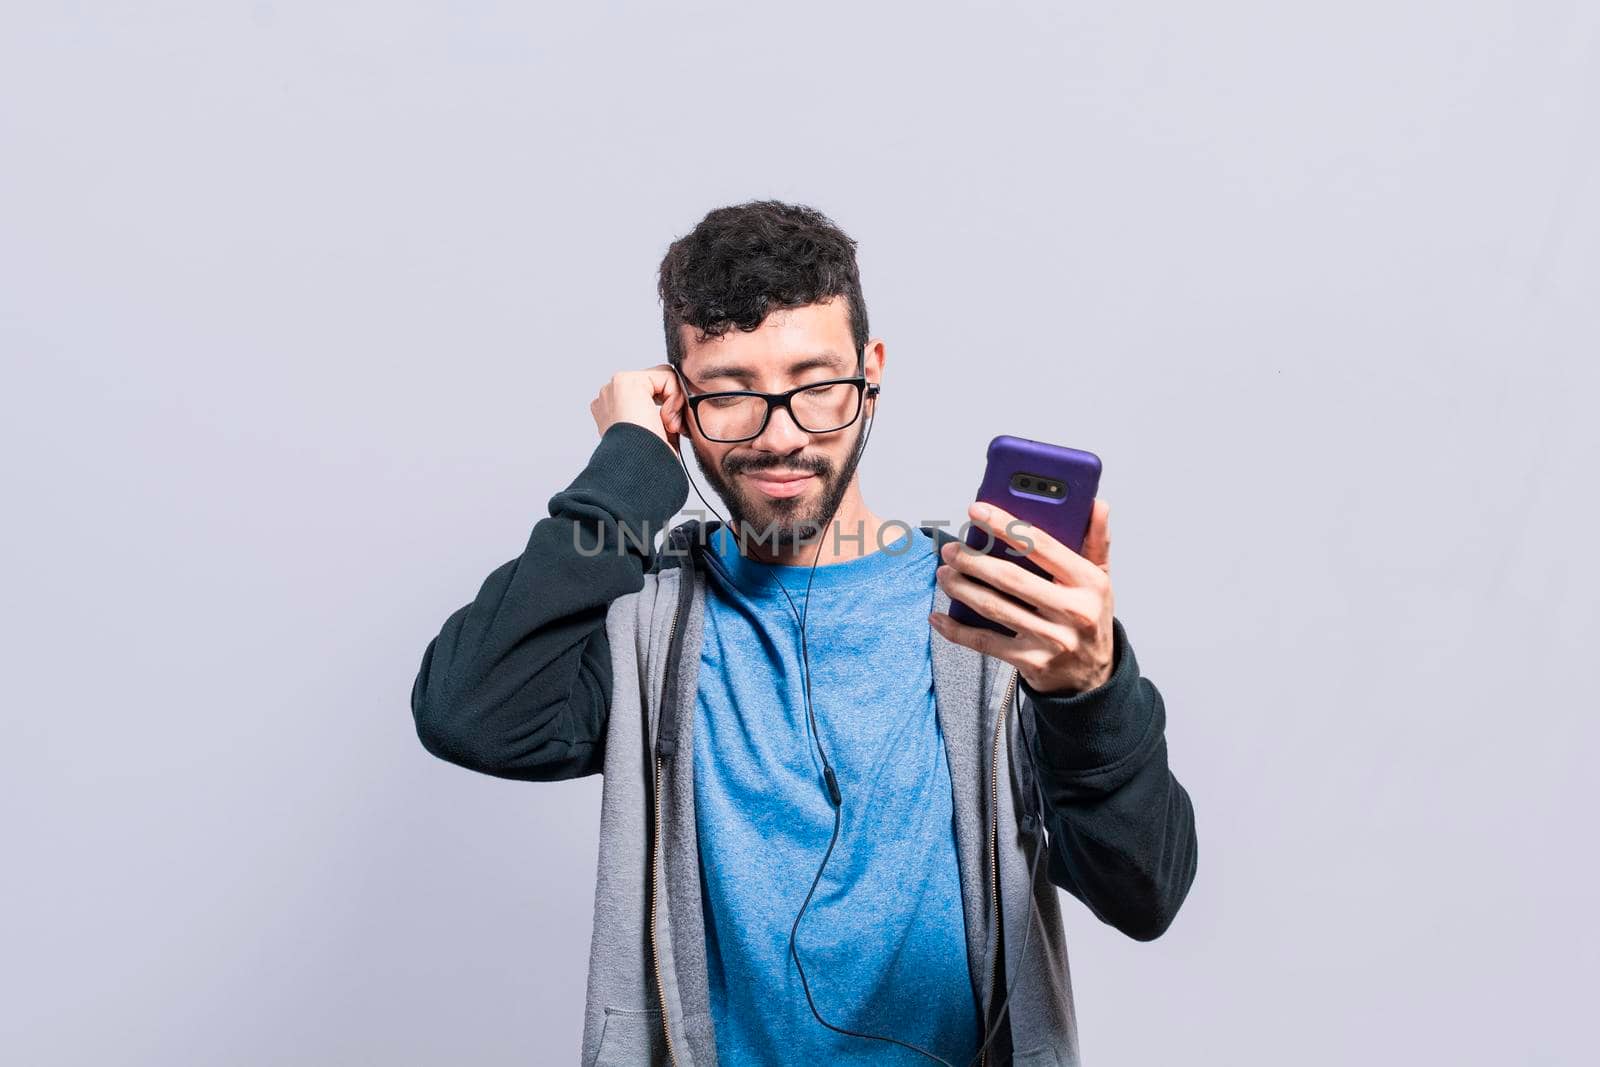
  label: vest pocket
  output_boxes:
[594,1007,665,1066]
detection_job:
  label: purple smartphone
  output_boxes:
[946,434,1103,637]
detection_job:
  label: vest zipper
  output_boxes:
[649,577,684,1067]
[983,666,1021,1066]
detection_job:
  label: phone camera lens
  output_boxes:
[1019,477,1033,488]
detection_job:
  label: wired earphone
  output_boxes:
[664,357,1048,1066]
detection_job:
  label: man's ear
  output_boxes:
[862,338,886,403]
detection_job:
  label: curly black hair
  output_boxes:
[657,199,870,370]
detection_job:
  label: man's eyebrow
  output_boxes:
[695,353,849,386]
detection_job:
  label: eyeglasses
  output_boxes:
[672,366,880,443]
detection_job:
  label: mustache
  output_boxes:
[724,456,831,477]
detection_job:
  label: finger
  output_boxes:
[966,501,1104,587]
[936,565,1081,649]
[652,366,688,435]
[1081,498,1111,573]
[940,538,1068,616]
[647,366,680,404]
[942,542,1103,630]
[929,608,1030,661]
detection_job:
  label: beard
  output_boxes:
[693,421,866,555]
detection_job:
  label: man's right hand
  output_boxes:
[589,364,686,455]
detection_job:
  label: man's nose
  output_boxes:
[751,402,810,453]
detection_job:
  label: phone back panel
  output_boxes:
[946,434,1103,637]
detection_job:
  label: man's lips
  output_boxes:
[742,470,816,498]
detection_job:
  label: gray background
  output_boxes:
[3,2,1595,1064]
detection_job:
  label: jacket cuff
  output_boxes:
[553,421,690,534]
[1021,616,1151,774]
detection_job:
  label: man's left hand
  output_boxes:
[930,498,1115,696]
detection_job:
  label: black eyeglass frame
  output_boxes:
[671,364,882,443]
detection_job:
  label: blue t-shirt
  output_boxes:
[693,523,980,1066]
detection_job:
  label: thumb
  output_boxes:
[647,364,679,400]
[650,364,686,447]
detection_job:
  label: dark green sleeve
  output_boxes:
[1020,617,1199,940]
[411,422,689,781]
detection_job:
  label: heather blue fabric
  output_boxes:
[692,523,980,1066]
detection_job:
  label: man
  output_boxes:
[411,200,1197,1065]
